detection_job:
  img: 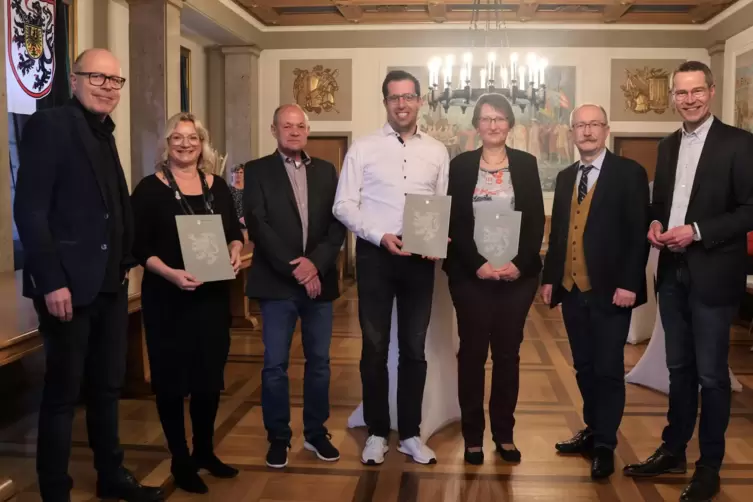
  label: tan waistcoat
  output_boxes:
[562,179,598,292]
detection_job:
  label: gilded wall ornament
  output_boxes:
[620,67,671,114]
[292,64,340,114]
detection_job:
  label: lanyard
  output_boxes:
[162,165,214,215]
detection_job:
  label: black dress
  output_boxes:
[131,173,243,396]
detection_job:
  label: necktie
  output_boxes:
[578,165,593,204]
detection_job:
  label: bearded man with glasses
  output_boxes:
[14,48,163,502]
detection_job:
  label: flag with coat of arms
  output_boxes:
[4,0,71,115]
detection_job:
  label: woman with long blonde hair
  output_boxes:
[131,112,243,494]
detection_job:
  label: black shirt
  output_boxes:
[130,174,243,288]
[74,97,125,292]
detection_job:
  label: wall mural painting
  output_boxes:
[735,48,753,134]
[388,65,576,192]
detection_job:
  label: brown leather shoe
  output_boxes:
[555,429,593,455]
[623,447,687,477]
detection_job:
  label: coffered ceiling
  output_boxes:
[233,0,739,26]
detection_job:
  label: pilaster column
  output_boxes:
[0,1,12,272]
[708,41,725,118]
[222,45,261,168]
[127,0,183,185]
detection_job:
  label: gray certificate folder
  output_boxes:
[473,207,521,268]
[175,215,236,283]
[401,194,452,258]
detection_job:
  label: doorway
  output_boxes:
[613,136,661,182]
[306,135,354,285]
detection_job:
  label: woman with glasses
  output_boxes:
[443,93,545,465]
[131,112,243,493]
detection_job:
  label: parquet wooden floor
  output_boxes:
[2,285,753,501]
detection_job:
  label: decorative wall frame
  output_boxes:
[279,59,352,121]
[735,48,753,134]
[610,59,685,122]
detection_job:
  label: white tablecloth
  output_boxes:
[347,263,462,441]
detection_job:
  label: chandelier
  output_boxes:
[427,0,548,114]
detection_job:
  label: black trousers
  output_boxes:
[449,274,538,446]
[355,238,435,440]
[155,392,221,459]
[560,286,632,450]
[34,286,129,500]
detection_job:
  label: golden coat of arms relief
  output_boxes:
[620,67,673,115]
[292,64,340,115]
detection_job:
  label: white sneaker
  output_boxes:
[361,435,389,465]
[398,437,437,465]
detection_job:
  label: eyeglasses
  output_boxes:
[75,72,126,89]
[572,122,606,131]
[672,87,710,101]
[478,117,508,126]
[169,134,201,145]
[385,93,419,104]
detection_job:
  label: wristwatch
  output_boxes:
[692,223,701,242]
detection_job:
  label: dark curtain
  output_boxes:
[37,0,71,109]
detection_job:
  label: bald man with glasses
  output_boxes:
[14,48,163,502]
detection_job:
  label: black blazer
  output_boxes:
[243,152,346,301]
[652,118,753,306]
[14,100,134,307]
[443,147,545,279]
[542,150,650,308]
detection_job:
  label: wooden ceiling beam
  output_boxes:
[428,1,448,23]
[602,0,634,23]
[517,2,539,22]
[250,0,710,7]
[688,0,725,23]
[334,1,364,22]
[245,2,281,25]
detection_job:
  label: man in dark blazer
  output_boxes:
[624,61,753,502]
[14,49,163,502]
[244,104,346,470]
[540,103,650,480]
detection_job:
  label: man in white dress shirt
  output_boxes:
[625,61,753,502]
[333,70,449,465]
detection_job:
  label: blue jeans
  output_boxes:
[659,260,736,470]
[259,293,333,443]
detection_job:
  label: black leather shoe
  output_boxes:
[555,429,593,454]
[680,466,720,501]
[623,447,687,477]
[464,448,484,465]
[591,447,614,479]
[96,467,164,502]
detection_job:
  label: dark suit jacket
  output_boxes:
[542,150,650,308]
[443,147,545,280]
[652,118,753,306]
[243,152,346,301]
[13,100,134,307]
